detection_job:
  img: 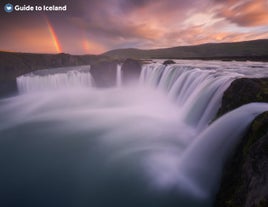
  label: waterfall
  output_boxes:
[16,65,93,93]
[178,103,268,203]
[140,63,240,130]
[116,64,122,87]
[2,60,268,207]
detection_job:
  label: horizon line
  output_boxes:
[1,38,267,56]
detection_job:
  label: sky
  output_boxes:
[0,0,268,54]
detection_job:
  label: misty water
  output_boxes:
[1,60,268,207]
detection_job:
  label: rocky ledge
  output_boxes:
[215,78,268,207]
[0,52,102,96]
[90,58,142,87]
[0,51,142,95]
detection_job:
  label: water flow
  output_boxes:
[16,66,93,93]
[140,63,239,130]
[116,64,122,87]
[1,60,268,207]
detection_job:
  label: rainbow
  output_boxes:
[82,38,90,53]
[44,16,62,53]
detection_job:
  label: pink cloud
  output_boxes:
[215,0,268,26]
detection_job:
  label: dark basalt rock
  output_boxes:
[163,60,176,65]
[90,60,118,87]
[0,51,108,82]
[214,78,268,207]
[0,52,142,89]
[121,59,142,84]
[0,80,18,98]
[215,112,268,207]
[216,78,268,117]
[83,59,141,87]
[0,51,121,93]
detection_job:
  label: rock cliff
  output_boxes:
[0,52,142,94]
[121,58,142,85]
[215,78,268,207]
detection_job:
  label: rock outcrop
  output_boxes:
[0,52,107,96]
[0,80,18,97]
[163,60,176,65]
[121,59,142,84]
[214,78,268,207]
[90,60,118,87]
[89,58,142,87]
[0,52,129,95]
[0,52,142,92]
[0,52,98,81]
[216,78,268,117]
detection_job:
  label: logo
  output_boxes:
[4,4,14,13]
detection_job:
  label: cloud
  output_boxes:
[0,21,60,53]
[66,0,200,48]
[215,0,268,26]
[0,0,268,54]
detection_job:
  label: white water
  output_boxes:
[116,64,122,87]
[16,65,93,93]
[140,63,237,130]
[1,61,268,207]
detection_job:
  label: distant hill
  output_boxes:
[103,39,268,61]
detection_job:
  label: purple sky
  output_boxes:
[0,0,268,54]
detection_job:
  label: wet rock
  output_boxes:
[90,61,118,87]
[121,59,142,84]
[0,51,102,81]
[214,78,268,207]
[163,60,176,65]
[0,80,18,98]
[216,78,268,117]
[215,112,268,207]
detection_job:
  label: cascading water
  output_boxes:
[16,65,93,92]
[116,64,122,87]
[140,63,240,130]
[0,61,268,207]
